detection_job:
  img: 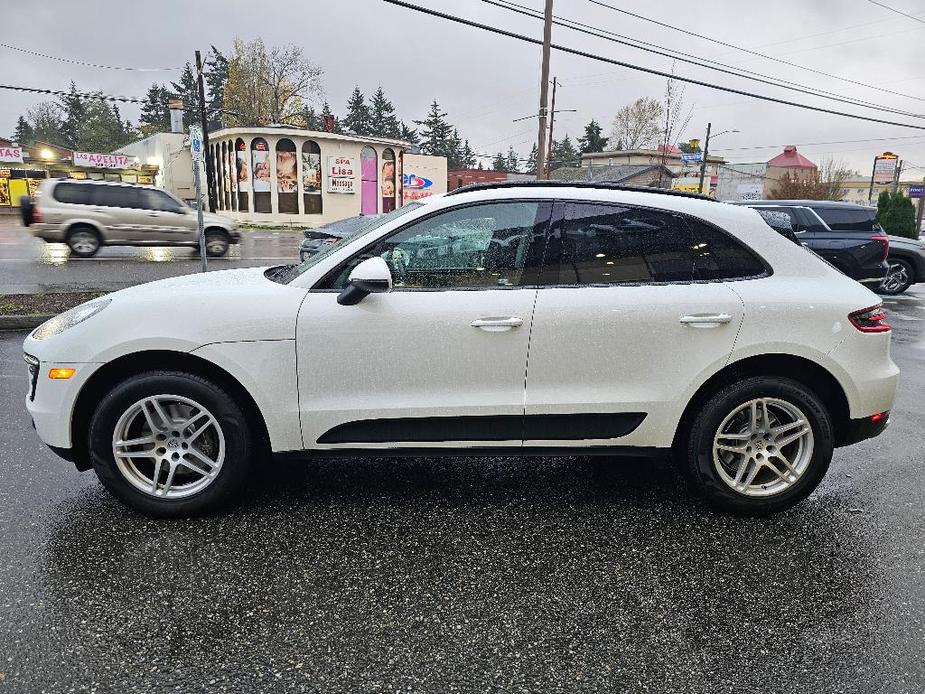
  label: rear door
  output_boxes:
[89,185,145,242]
[523,201,754,449]
[809,206,886,281]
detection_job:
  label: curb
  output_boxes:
[0,314,52,331]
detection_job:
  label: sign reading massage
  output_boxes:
[327,156,356,194]
[73,152,133,169]
[0,146,24,164]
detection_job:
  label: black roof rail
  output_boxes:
[445,179,718,201]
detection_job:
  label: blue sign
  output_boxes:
[681,152,703,163]
[909,185,923,199]
[403,173,433,190]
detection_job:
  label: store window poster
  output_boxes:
[252,149,271,192]
[302,152,321,193]
[277,151,297,193]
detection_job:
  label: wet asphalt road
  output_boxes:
[0,219,300,294]
[0,290,923,693]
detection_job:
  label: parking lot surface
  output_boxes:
[0,219,300,293]
[0,288,923,693]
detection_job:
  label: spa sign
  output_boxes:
[327,156,356,194]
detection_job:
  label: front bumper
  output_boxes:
[24,353,101,451]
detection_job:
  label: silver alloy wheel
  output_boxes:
[712,397,814,498]
[206,235,228,255]
[880,261,910,293]
[69,231,99,255]
[112,394,225,499]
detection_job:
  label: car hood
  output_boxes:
[25,267,308,363]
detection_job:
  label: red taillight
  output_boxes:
[870,412,887,423]
[848,304,891,333]
[32,206,42,224]
[871,234,889,261]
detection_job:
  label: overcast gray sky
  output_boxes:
[4,0,925,174]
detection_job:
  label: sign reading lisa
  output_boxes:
[73,152,132,169]
[0,146,24,164]
[327,156,356,194]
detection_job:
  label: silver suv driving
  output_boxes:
[21,179,240,257]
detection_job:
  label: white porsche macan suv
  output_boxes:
[23,183,898,517]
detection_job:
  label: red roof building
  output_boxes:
[767,145,816,169]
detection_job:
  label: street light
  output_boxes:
[698,125,740,195]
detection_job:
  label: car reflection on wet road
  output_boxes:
[0,219,301,293]
[0,286,922,692]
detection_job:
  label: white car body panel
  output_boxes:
[23,186,898,458]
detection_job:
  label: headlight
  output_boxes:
[32,298,111,341]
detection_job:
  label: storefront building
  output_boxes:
[206,127,410,225]
[0,137,157,210]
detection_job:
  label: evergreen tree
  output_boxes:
[551,135,579,168]
[77,97,133,151]
[447,128,464,168]
[578,119,608,153]
[492,152,507,171]
[13,115,34,144]
[526,143,538,174]
[204,45,229,130]
[139,83,171,135]
[170,63,199,129]
[58,82,85,149]
[343,87,371,135]
[414,99,454,159]
[369,86,401,138]
[400,121,419,145]
[303,106,321,130]
[878,190,917,239]
[461,140,476,168]
[505,146,520,173]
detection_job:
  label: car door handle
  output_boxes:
[146,212,160,217]
[679,313,733,326]
[471,316,524,332]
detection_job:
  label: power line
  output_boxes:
[586,0,925,104]
[382,0,925,133]
[865,0,925,25]
[712,133,925,153]
[484,0,925,120]
[0,42,183,71]
[0,83,145,104]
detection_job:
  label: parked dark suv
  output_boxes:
[731,200,889,286]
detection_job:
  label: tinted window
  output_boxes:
[544,203,693,284]
[52,182,92,205]
[324,202,546,290]
[141,189,184,213]
[813,206,879,232]
[92,185,143,209]
[753,206,799,231]
[685,219,767,280]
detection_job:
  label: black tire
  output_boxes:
[19,196,34,226]
[879,257,914,295]
[682,376,834,516]
[88,371,253,517]
[204,229,229,257]
[66,225,101,258]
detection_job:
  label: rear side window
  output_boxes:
[52,183,93,205]
[92,185,143,209]
[685,218,767,280]
[813,207,879,231]
[544,203,694,284]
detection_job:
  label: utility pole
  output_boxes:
[195,50,216,213]
[867,156,877,205]
[698,122,712,195]
[892,159,904,194]
[534,0,554,180]
[546,76,558,177]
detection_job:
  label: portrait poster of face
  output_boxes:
[277,151,297,193]
[252,149,271,192]
[237,148,250,192]
[302,152,321,193]
[381,159,395,212]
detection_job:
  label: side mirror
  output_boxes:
[337,256,393,305]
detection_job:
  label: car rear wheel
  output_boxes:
[88,371,253,517]
[879,258,914,295]
[204,229,229,257]
[683,377,833,515]
[67,226,101,257]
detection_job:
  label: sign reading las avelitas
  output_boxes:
[73,151,133,169]
[0,146,24,163]
[327,156,356,194]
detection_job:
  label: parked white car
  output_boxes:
[23,183,898,517]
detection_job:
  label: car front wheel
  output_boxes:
[88,371,253,517]
[683,376,833,515]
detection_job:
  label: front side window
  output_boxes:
[142,189,184,213]
[322,201,547,290]
[544,203,694,285]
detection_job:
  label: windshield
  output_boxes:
[268,202,424,284]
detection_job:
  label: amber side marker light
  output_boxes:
[48,368,76,380]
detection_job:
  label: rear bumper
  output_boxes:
[29,224,67,242]
[837,412,890,447]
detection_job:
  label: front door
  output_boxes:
[360,146,378,215]
[296,200,551,450]
[137,188,196,243]
[524,201,755,448]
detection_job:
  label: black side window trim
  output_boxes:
[536,198,771,288]
[310,199,555,292]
